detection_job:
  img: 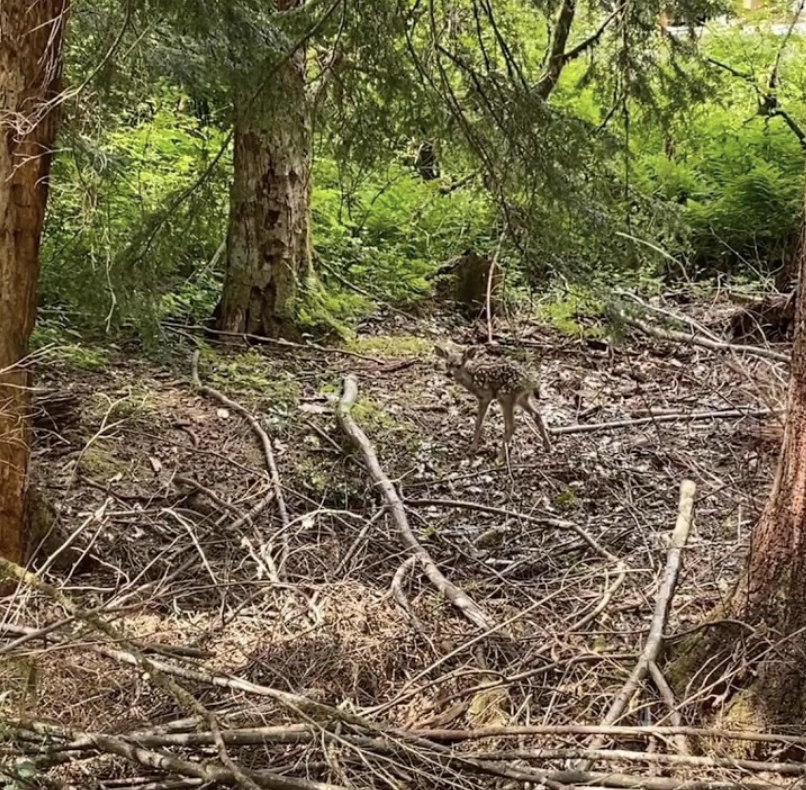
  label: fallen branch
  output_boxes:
[191,350,290,575]
[648,659,689,755]
[20,714,789,790]
[0,558,349,790]
[625,314,790,364]
[567,562,627,631]
[616,291,726,345]
[24,722,347,790]
[472,746,806,775]
[407,722,806,747]
[578,479,696,769]
[391,554,420,619]
[551,408,775,436]
[336,374,495,632]
[404,496,620,563]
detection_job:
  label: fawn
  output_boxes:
[434,342,552,459]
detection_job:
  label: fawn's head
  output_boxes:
[434,342,481,386]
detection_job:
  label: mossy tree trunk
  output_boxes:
[671,177,806,727]
[215,0,312,340]
[0,0,69,566]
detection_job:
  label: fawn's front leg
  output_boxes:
[498,395,517,461]
[526,401,552,451]
[470,397,492,453]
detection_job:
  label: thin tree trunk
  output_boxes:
[534,0,620,101]
[727,266,806,711]
[215,0,312,340]
[535,0,577,100]
[0,0,70,565]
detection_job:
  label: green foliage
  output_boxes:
[39,0,806,346]
[345,335,433,357]
[41,100,230,332]
[538,286,607,338]
[631,29,806,277]
[308,159,496,320]
[202,348,302,409]
[31,320,110,370]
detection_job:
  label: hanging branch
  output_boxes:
[702,0,806,156]
[535,1,624,100]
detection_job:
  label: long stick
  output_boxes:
[577,479,696,769]
[551,408,775,436]
[336,374,494,632]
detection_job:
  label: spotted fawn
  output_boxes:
[434,342,552,459]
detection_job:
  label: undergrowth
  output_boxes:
[37,29,806,341]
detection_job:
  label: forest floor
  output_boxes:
[1,293,794,790]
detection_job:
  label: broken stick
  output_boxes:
[191,350,290,576]
[336,374,495,632]
[576,478,696,770]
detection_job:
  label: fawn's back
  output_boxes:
[435,343,537,399]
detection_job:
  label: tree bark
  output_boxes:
[0,0,69,565]
[670,167,806,728]
[215,0,312,340]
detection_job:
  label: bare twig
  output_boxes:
[616,290,725,344]
[333,506,388,577]
[404,496,621,563]
[551,408,776,436]
[33,724,347,790]
[472,746,806,775]
[390,554,422,626]
[648,660,690,755]
[0,558,344,790]
[486,225,507,343]
[624,314,790,363]
[408,721,806,747]
[191,350,290,575]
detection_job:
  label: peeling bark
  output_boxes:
[0,0,69,565]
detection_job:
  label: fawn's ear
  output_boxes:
[434,343,450,360]
[462,345,480,362]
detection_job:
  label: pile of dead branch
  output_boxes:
[0,296,800,790]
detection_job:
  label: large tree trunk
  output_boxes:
[215,2,312,340]
[0,0,69,566]
[670,179,806,729]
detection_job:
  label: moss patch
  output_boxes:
[346,335,431,358]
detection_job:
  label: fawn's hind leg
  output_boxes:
[518,393,552,452]
[497,395,517,462]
